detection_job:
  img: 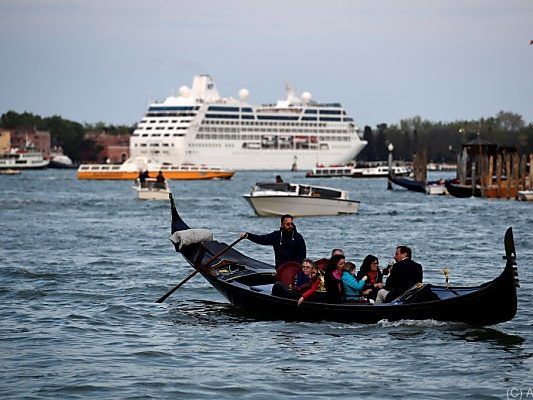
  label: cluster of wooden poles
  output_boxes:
[458,150,532,199]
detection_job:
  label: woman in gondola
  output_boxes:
[297,261,326,305]
[357,254,384,301]
[324,254,346,303]
[293,259,312,291]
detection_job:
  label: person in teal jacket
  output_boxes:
[342,264,367,301]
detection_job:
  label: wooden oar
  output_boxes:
[155,234,247,303]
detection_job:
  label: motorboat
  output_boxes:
[48,154,76,169]
[0,169,21,175]
[242,181,360,217]
[133,178,170,200]
[517,190,533,201]
[162,195,519,325]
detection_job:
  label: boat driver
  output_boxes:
[241,214,306,269]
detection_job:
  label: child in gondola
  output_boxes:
[341,260,368,302]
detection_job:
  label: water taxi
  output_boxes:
[77,157,234,180]
[133,178,170,200]
[243,181,360,217]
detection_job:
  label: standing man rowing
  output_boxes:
[241,214,306,269]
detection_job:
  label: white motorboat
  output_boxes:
[517,190,533,201]
[425,183,447,195]
[243,181,360,217]
[133,178,170,200]
[48,154,75,169]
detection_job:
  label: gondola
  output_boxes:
[388,171,427,193]
[445,180,482,198]
[165,194,519,325]
[388,171,447,195]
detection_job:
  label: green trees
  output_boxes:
[0,111,133,162]
[358,112,533,163]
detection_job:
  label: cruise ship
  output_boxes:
[131,75,367,170]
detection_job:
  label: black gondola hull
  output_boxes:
[388,172,427,193]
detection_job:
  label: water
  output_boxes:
[1,169,532,399]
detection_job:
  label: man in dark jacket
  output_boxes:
[376,245,423,303]
[241,214,306,268]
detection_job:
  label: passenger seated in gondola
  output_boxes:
[324,254,346,303]
[345,261,356,276]
[296,260,326,305]
[357,255,384,301]
[376,246,423,303]
[341,261,368,302]
[293,258,312,290]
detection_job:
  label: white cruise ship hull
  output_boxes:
[184,145,366,170]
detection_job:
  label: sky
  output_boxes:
[0,0,532,129]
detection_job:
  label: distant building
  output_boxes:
[85,131,130,163]
[0,129,10,153]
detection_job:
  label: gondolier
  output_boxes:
[241,214,306,268]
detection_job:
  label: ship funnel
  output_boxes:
[191,75,221,102]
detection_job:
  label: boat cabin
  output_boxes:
[252,182,346,199]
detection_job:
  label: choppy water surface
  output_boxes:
[1,170,532,399]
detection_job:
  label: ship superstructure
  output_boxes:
[131,75,367,170]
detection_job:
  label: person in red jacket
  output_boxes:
[297,262,326,305]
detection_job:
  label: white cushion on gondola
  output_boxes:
[169,229,213,249]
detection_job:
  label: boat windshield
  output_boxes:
[255,182,296,192]
[310,187,342,198]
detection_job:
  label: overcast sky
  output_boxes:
[0,0,531,128]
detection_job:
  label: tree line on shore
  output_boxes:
[1,110,532,163]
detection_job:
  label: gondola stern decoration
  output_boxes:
[504,227,519,288]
